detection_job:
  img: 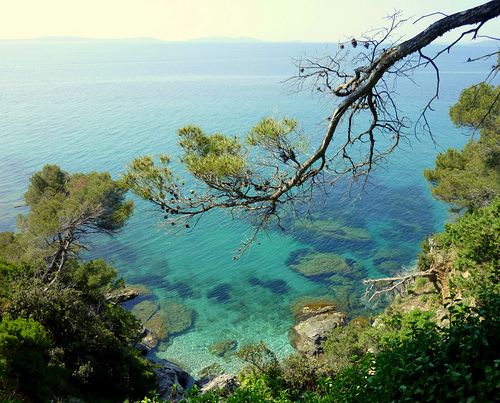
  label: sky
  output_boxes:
[0,0,498,42]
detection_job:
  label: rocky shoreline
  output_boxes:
[117,285,349,399]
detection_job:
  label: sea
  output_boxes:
[0,38,498,376]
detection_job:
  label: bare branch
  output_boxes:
[125,1,500,247]
[363,270,436,303]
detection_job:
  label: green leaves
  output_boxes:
[424,80,500,213]
[16,165,134,283]
[123,154,176,201]
[449,82,500,132]
[439,200,500,295]
[178,125,247,181]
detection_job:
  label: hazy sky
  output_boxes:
[1,0,498,42]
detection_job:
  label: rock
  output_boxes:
[198,363,223,381]
[207,284,233,303]
[104,287,140,304]
[139,328,158,351]
[436,308,450,328]
[288,251,362,282]
[292,312,345,358]
[132,299,194,348]
[291,218,372,251]
[200,373,239,396]
[208,339,237,357]
[248,277,290,295]
[301,305,337,316]
[132,300,160,323]
[149,359,193,402]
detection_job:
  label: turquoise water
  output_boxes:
[0,41,497,376]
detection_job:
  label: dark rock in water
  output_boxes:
[285,248,312,267]
[130,299,194,348]
[167,281,194,298]
[128,274,170,290]
[262,279,289,295]
[248,277,261,287]
[207,284,233,303]
[248,277,289,295]
[287,251,362,283]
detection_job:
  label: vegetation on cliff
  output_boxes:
[0,166,156,402]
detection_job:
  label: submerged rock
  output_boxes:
[288,251,361,281]
[208,339,237,357]
[292,218,372,252]
[248,277,290,295]
[131,299,194,348]
[207,283,233,303]
[198,363,224,381]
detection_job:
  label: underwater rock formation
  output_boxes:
[131,298,194,349]
[207,283,233,303]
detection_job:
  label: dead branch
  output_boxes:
[363,270,437,303]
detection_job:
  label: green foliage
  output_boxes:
[323,310,435,370]
[424,80,500,213]
[2,258,154,401]
[449,82,500,133]
[438,199,500,295]
[22,165,133,236]
[123,153,177,201]
[416,236,434,272]
[178,125,247,180]
[0,315,52,400]
[0,233,23,264]
[236,341,282,379]
[17,165,134,281]
[329,289,500,402]
[246,116,306,160]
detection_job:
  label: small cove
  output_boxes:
[0,40,497,376]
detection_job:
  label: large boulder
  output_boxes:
[292,310,345,358]
[149,359,193,402]
[105,287,140,304]
[200,373,240,397]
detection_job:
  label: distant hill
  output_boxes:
[0,36,165,44]
[186,36,265,43]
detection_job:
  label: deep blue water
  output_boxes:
[0,40,497,375]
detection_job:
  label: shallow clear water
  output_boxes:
[0,40,497,376]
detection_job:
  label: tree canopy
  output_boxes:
[0,167,156,401]
[16,164,133,288]
[424,55,500,213]
[124,1,500,246]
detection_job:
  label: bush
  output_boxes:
[0,315,53,400]
[328,288,500,402]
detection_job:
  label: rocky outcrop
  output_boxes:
[149,359,193,402]
[200,373,240,396]
[105,287,140,304]
[291,306,345,358]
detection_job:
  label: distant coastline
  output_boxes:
[0,36,305,45]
